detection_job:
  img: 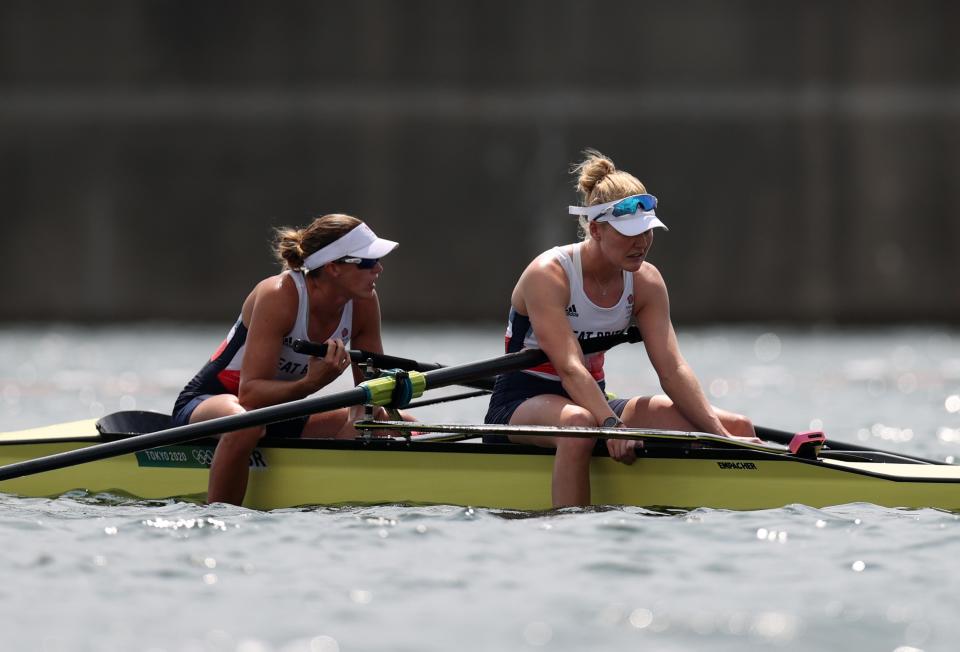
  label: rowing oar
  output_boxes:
[324,339,937,462]
[0,328,642,481]
[754,425,944,464]
[291,340,494,392]
[404,390,491,409]
[360,421,945,465]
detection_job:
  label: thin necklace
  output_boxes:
[582,242,617,297]
[594,271,618,297]
[596,274,610,297]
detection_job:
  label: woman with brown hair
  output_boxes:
[484,150,755,507]
[172,214,400,505]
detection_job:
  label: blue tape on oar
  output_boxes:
[386,369,414,408]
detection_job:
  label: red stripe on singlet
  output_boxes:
[506,337,606,380]
[217,369,241,394]
[211,337,230,361]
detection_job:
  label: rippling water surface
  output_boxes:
[2,323,960,651]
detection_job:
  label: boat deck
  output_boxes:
[2,413,959,511]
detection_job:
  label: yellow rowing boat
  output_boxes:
[2,411,959,511]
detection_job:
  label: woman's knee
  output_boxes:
[192,397,265,446]
[190,395,245,423]
[724,412,755,438]
[622,395,694,431]
[559,406,596,428]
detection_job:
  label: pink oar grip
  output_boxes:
[789,430,827,457]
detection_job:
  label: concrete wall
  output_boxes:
[1,1,958,323]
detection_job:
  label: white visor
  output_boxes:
[569,195,668,237]
[301,223,399,273]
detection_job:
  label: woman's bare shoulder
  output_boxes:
[253,272,300,299]
[242,273,298,322]
[524,246,569,281]
[514,247,571,311]
[634,261,666,288]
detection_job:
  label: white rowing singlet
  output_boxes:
[504,244,634,381]
[210,271,354,393]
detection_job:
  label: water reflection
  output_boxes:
[946,395,960,413]
[859,424,915,443]
[522,621,553,646]
[753,332,782,362]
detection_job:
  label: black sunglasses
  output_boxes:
[336,257,380,269]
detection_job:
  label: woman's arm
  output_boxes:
[633,265,731,437]
[520,256,619,425]
[347,291,383,385]
[238,276,346,410]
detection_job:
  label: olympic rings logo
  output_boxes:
[192,449,215,467]
[188,447,267,468]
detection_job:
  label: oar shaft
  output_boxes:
[0,328,640,482]
[291,341,495,392]
[405,390,491,409]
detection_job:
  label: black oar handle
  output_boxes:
[292,327,641,391]
[291,341,494,391]
[294,327,641,371]
[422,327,642,388]
[291,340,439,373]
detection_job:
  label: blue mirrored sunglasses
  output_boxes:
[605,194,658,218]
[337,257,380,269]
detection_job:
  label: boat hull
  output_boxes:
[3,418,960,511]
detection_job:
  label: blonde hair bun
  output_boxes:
[571,148,646,208]
[272,214,362,272]
[569,149,648,240]
[573,149,616,198]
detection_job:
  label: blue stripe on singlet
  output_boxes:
[506,308,530,353]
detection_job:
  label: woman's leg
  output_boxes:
[192,395,265,505]
[620,395,755,437]
[302,404,420,439]
[508,394,598,508]
[301,408,355,438]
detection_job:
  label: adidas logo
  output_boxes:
[565,304,579,317]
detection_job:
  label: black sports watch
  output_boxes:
[601,416,624,429]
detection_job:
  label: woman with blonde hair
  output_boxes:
[172,214,400,505]
[484,150,755,507]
